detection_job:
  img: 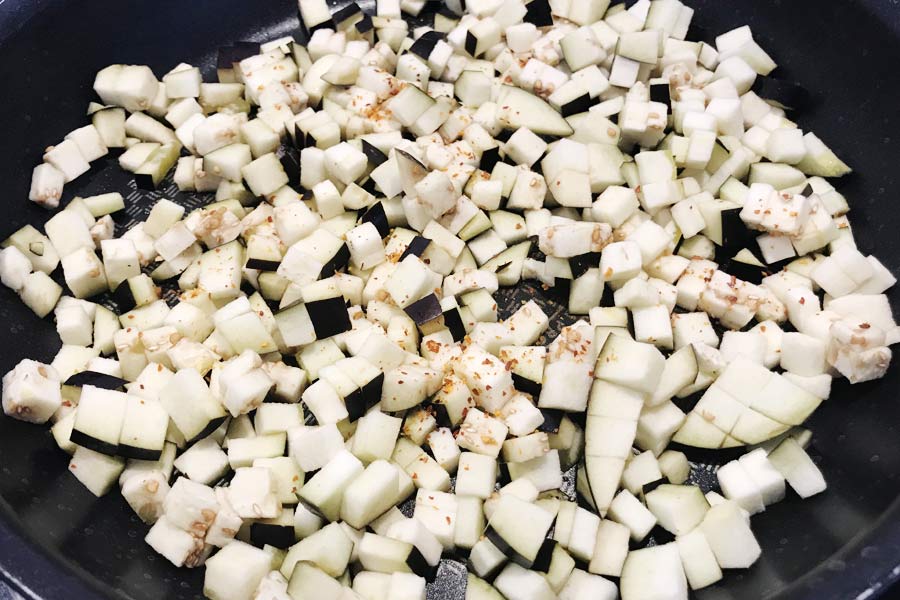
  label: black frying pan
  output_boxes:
[1,1,899,599]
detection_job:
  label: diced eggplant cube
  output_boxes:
[306,296,351,340]
[70,385,128,455]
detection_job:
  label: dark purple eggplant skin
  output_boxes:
[244,258,282,272]
[404,292,443,325]
[400,236,432,261]
[361,201,390,238]
[362,139,388,167]
[524,0,553,27]
[306,295,352,339]
[443,307,467,342]
[64,371,128,390]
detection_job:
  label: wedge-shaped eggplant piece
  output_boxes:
[159,369,228,443]
[362,139,388,167]
[482,241,531,287]
[361,201,391,238]
[320,243,351,279]
[286,562,343,600]
[400,235,431,260]
[497,86,574,137]
[134,141,182,190]
[485,494,556,570]
[358,532,437,580]
[510,371,542,397]
[722,248,768,284]
[395,148,430,196]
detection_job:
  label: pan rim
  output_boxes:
[3,491,900,600]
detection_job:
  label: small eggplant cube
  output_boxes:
[55,304,93,347]
[384,255,436,308]
[71,385,128,455]
[19,272,63,318]
[2,359,61,424]
[305,296,351,340]
[323,141,368,185]
[400,236,432,260]
[414,170,458,218]
[505,127,547,167]
[115,65,160,113]
[361,201,391,238]
[28,163,65,209]
[62,247,108,299]
[100,238,141,291]
[456,408,509,458]
[45,209,94,256]
[288,424,345,472]
[65,124,109,162]
[404,293,443,329]
[229,466,281,519]
[455,452,498,499]
[242,152,289,197]
[599,241,642,282]
[302,379,349,425]
[346,222,386,270]
[44,139,90,183]
[0,246,33,291]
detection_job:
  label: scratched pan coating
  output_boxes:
[0,1,899,599]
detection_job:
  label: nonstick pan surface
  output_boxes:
[0,1,899,599]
